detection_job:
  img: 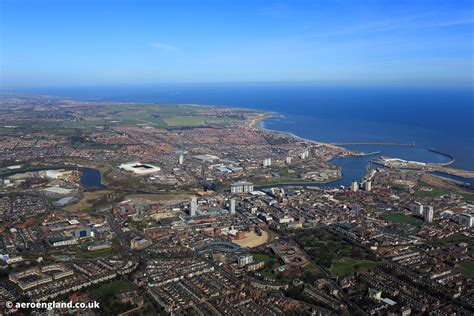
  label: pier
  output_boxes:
[332,142,416,147]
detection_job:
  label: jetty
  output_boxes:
[332,142,416,147]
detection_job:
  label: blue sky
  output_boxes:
[1,0,473,88]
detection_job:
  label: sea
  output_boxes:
[8,84,474,187]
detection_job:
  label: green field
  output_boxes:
[253,253,276,265]
[293,228,377,269]
[460,193,474,202]
[76,248,112,258]
[440,233,470,244]
[252,252,279,279]
[460,261,474,278]
[414,188,449,198]
[330,258,383,276]
[25,104,247,130]
[89,279,131,298]
[383,213,423,225]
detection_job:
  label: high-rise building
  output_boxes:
[263,158,272,167]
[351,180,359,192]
[178,154,184,165]
[411,202,424,216]
[229,198,236,215]
[190,196,198,216]
[364,181,372,192]
[424,206,434,223]
[238,254,253,267]
[300,149,309,159]
[286,156,292,164]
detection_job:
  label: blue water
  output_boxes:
[431,171,474,188]
[80,167,103,188]
[6,84,474,184]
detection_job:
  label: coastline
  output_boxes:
[252,110,474,179]
[250,111,349,153]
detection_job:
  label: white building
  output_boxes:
[364,181,372,192]
[424,206,434,223]
[119,162,160,175]
[272,214,295,224]
[238,254,254,267]
[229,198,236,215]
[178,155,184,165]
[263,158,272,167]
[286,156,292,164]
[351,180,359,192]
[231,181,254,194]
[190,196,198,216]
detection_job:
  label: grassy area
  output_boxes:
[89,279,131,298]
[440,233,470,244]
[252,252,279,279]
[163,116,210,126]
[460,193,474,202]
[460,261,474,278]
[76,248,112,258]
[23,104,249,131]
[330,258,382,276]
[383,213,423,225]
[293,227,377,269]
[414,188,449,198]
[89,280,135,314]
[253,253,277,266]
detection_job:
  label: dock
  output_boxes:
[332,142,416,147]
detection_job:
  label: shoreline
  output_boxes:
[250,111,348,153]
[250,110,474,178]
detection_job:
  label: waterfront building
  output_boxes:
[351,180,359,192]
[364,180,372,192]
